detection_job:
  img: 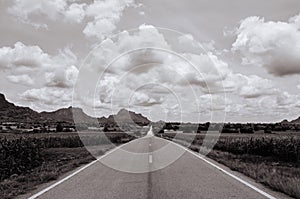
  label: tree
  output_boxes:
[56,123,63,132]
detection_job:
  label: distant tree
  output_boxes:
[56,123,63,132]
[103,125,109,132]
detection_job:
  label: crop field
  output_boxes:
[161,132,300,198]
[0,132,137,199]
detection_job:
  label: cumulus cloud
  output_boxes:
[45,65,78,88]
[232,14,300,76]
[21,87,72,110]
[8,0,137,39]
[131,92,163,107]
[0,42,79,110]
[7,74,34,86]
[0,42,78,87]
[236,74,277,98]
[0,42,49,70]
[83,0,136,39]
[64,3,87,23]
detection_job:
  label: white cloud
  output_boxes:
[64,3,87,23]
[131,92,163,107]
[83,18,117,40]
[0,42,50,70]
[7,74,34,86]
[0,42,79,110]
[232,14,300,76]
[45,65,78,88]
[8,0,68,28]
[8,0,137,39]
[21,87,72,110]
[237,75,277,98]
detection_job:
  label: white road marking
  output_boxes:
[149,143,152,147]
[28,139,138,199]
[149,154,153,164]
[29,136,277,199]
[161,137,277,199]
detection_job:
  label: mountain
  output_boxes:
[0,93,150,125]
[40,106,97,124]
[98,109,150,125]
[290,117,300,124]
[281,117,300,124]
[0,93,44,123]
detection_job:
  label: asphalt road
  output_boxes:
[28,135,283,199]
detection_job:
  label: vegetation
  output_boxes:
[161,133,300,198]
[0,132,136,199]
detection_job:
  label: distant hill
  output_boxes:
[281,117,300,124]
[290,117,300,124]
[40,106,97,125]
[0,93,150,125]
[98,109,150,125]
[0,93,45,123]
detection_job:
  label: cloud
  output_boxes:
[45,65,78,88]
[7,74,34,86]
[236,74,277,98]
[0,42,49,70]
[21,87,72,110]
[64,3,87,23]
[83,0,136,39]
[8,0,137,39]
[0,42,78,88]
[232,14,300,76]
[0,42,79,110]
[8,0,68,28]
[131,92,163,107]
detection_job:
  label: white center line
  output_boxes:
[149,143,151,147]
[149,154,153,164]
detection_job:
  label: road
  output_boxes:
[27,134,283,199]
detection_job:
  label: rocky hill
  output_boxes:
[0,93,44,123]
[281,117,300,124]
[290,117,300,124]
[98,109,150,126]
[40,106,97,125]
[0,93,150,125]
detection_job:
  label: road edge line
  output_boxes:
[28,138,140,199]
[159,137,277,199]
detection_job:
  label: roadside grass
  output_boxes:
[0,132,136,199]
[161,133,300,199]
[0,147,98,199]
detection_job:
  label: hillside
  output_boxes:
[0,93,150,125]
[40,106,97,125]
[290,117,300,124]
[98,109,150,125]
[0,93,45,123]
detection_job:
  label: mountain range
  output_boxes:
[0,93,150,125]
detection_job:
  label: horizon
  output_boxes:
[1,91,298,124]
[1,0,300,123]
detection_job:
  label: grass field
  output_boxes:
[160,132,300,199]
[0,132,137,199]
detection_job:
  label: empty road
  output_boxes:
[27,134,284,199]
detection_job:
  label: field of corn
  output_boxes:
[0,132,136,199]
[161,133,300,198]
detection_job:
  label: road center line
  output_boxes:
[149,154,153,164]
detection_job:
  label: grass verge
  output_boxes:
[161,134,300,199]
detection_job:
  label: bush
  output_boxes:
[0,138,42,181]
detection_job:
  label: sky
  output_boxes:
[0,0,300,123]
